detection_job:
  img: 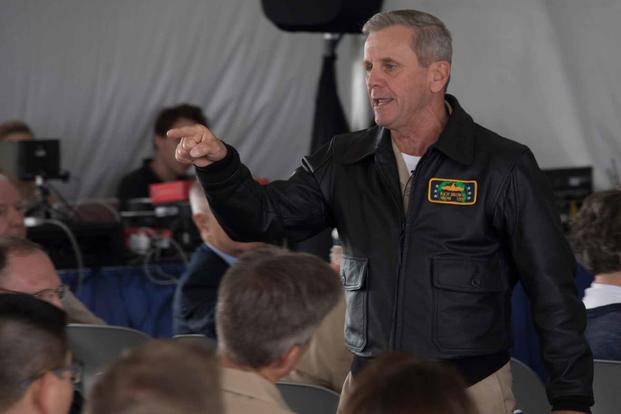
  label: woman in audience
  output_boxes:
[570,189,621,361]
[342,352,478,414]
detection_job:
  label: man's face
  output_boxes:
[155,117,196,177]
[0,179,26,238]
[0,251,65,309]
[364,25,434,131]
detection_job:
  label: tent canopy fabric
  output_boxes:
[1,0,619,199]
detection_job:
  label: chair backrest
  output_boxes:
[592,359,621,414]
[510,357,551,413]
[66,323,152,394]
[276,381,340,414]
[172,334,217,348]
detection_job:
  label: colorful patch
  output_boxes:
[428,178,477,205]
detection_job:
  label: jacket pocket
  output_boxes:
[340,255,368,352]
[431,256,510,353]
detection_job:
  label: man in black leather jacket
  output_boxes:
[168,9,593,414]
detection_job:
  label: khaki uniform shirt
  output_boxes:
[63,290,105,325]
[221,367,294,414]
[284,294,351,392]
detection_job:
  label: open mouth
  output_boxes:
[372,98,393,108]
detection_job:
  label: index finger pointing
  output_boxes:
[166,125,204,143]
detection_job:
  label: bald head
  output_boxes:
[0,175,26,238]
[0,236,64,310]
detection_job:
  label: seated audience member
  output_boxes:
[0,293,74,414]
[283,241,351,392]
[0,123,37,200]
[0,175,26,238]
[173,181,263,337]
[0,119,34,142]
[117,104,207,210]
[0,236,104,324]
[570,189,621,360]
[342,352,478,414]
[86,340,222,414]
[216,246,341,413]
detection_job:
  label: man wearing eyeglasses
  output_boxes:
[0,293,76,414]
[0,235,103,324]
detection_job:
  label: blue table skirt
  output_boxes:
[60,262,185,338]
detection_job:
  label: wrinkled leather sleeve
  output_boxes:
[493,149,593,410]
[195,143,334,245]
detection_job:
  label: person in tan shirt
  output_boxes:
[0,176,103,325]
[216,246,342,413]
[284,244,352,392]
[86,340,222,414]
[0,236,104,325]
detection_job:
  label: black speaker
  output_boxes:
[261,0,383,33]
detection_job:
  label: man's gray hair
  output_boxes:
[216,246,341,369]
[0,294,68,411]
[362,9,452,66]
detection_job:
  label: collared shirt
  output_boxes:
[583,282,621,309]
[204,242,237,266]
[220,367,294,414]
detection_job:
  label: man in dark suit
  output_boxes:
[172,181,262,337]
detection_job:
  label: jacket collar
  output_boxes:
[337,94,475,166]
[431,94,475,165]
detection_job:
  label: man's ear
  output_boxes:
[429,61,451,93]
[32,372,56,414]
[270,344,308,380]
[153,134,165,150]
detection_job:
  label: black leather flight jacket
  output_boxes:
[197,95,593,410]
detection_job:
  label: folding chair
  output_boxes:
[276,381,340,414]
[172,334,217,348]
[66,323,151,394]
[510,357,551,413]
[592,359,621,414]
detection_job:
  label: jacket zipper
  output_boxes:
[389,149,435,350]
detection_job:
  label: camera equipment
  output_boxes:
[543,166,593,231]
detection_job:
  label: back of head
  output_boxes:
[570,189,621,275]
[153,104,207,137]
[0,293,68,411]
[343,353,478,414]
[216,246,341,369]
[86,339,222,414]
[0,120,33,142]
[362,9,452,66]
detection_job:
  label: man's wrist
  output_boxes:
[195,144,237,179]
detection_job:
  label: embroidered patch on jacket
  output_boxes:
[428,178,477,205]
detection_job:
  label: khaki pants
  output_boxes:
[337,362,515,414]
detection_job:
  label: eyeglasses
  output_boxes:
[50,361,83,385]
[0,201,28,217]
[0,284,67,302]
[20,361,83,390]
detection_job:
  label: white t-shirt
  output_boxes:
[582,282,621,309]
[401,153,421,175]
